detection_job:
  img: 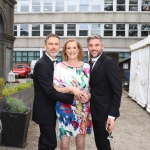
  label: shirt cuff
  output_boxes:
[108,115,115,120]
[72,100,76,106]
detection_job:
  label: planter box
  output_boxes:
[0,86,34,117]
[20,86,34,110]
[0,97,7,119]
[1,109,31,148]
[0,120,2,146]
[0,86,34,146]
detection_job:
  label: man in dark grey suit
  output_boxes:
[32,34,85,150]
[87,34,122,150]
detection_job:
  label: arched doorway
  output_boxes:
[0,14,4,78]
[0,14,4,33]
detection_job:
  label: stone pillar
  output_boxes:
[0,0,16,80]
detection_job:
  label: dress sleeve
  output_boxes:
[53,63,61,86]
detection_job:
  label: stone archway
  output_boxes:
[0,14,4,33]
[0,0,16,80]
[0,14,4,78]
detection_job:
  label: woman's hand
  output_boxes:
[87,92,91,100]
[70,87,85,99]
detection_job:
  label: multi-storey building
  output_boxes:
[14,0,150,64]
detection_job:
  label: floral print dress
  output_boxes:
[53,62,92,139]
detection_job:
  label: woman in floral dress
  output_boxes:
[53,39,92,150]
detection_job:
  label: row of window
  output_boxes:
[14,0,150,12]
[14,23,150,37]
[13,51,88,64]
[13,51,130,65]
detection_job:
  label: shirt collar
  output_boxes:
[91,51,103,62]
[45,52,57,62]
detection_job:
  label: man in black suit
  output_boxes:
[87,34,122,150]
[32,34,85,150]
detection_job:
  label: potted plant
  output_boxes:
[0,78,5,98]
[1,97,31,148]
[0,78,7,116]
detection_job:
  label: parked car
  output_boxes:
[12,64,31,78]
[29,60,38,78]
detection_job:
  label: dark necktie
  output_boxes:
[53,60,58,68]
[90,60,95,70]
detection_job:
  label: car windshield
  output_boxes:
[14,65,26,68]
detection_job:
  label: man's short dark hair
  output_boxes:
[87,34,103,44]
[44,34,60,43]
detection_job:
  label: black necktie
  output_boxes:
[53,60,58,64]
[90,60,95,70]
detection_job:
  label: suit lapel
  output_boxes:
[91,59,101,75]
[90,53,105,81]
[43,53,54,70]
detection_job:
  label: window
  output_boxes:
[141,24,150,36]
[91,24,101,35]
[13,51,40,64]
[20,0,29,12]
[116,24,125,36]
[43,24,52,36]
[32,24,40,36]
[129,24,138,36]
[104,24,113,36]
[28,51,40,61]
[129,0,138,11]
[32,0,41,12]
[56,0,64,12]
[15,52,22,62]
[141,0,150,11]
[20,24,29,36]
[82,51,88,63]
[55,24,64,36]
[116,0,125,11]
[14,4,17,12]
[123,63,128,69]
[92,0,101,11]
[44,0,52,12]
[14,24,17,36]
[56,52,63,62]
[22,52,28,62]
[79,24,88,36]
[67,24,76,36]
[67,0,76,11]
[79,0,88,11]
[119,52,131,61]
[104,0,113,11]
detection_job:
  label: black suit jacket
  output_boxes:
[89,52,122,122]
[32,53,74,125]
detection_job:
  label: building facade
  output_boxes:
[13,0,150,65]
[0,0,16,80]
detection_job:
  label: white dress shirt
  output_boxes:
[45,52,57,67]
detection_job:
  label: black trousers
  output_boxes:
[38,124,57,150]
[92,121,111,150]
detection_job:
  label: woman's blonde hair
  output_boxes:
[62,39,84,61]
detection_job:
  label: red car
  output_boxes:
[12,64,31,78]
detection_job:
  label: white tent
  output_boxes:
[129,35,150,113]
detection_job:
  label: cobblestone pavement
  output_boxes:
[1,91,150,150]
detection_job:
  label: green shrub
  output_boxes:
[2,87,18,97]
[6,97,28,113]
[0,78,5,97]
[1,82,33,97]
[16,83,31,91]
